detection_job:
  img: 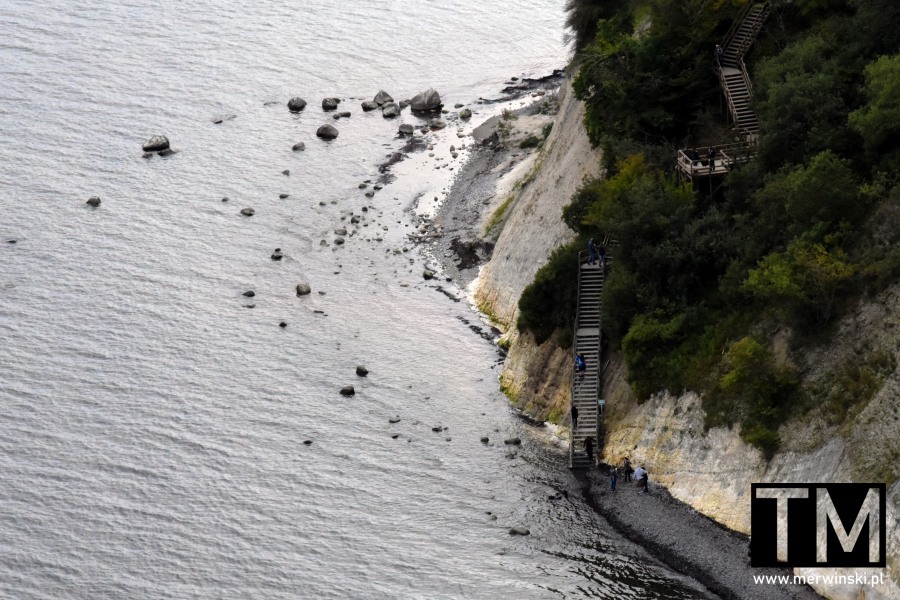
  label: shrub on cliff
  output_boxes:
[517,241,582,345]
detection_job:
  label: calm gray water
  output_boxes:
[1,1,713,598]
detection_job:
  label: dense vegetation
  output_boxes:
[518,0,900,457]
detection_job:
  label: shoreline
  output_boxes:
[425,78,823,600]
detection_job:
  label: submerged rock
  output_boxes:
[340,385,355,396]
[316,124,339,140]
[334,227,348,236]
[240,207,255,216]
[410,88,442,113]
[288,97,308,112]
[296,283,312,296]
[303,439,313,445]
[242,290,255,297]
[279,193,289,199]
[504,437,522,445]
[142,135,170,152]
[333,111,351,120]
[279,321,287,328]
[480,436,489,443]
[85,196,101,207]
[271,248,283,260]
[389,416,401,423]
[334,237,345,245]
[509,527,530,536]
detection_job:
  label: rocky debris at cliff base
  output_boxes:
[585,467,822,600]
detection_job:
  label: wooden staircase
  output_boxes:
[569,248,608,469]
[676,2,769,179]
[718,2,770,134]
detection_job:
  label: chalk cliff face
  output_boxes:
[473,80,603,328]
[478,78,900,600]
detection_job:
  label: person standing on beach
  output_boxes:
[571,404,579,429]
[634,465,648,494]
[609,466,618,491]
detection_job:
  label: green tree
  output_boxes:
[848,54,900,163]
[744,240,855,324]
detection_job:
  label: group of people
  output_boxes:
[587,238,606,268]
[608,457,649,494]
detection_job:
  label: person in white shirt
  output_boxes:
[634,466,648,494]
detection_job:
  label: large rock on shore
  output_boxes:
[398,124,414,136]
[288,97,307,112]
[322,97,340,111]
[373,90,394,106]
[410,88,442,113]
[142,135,170,152]
[316,124,339,140]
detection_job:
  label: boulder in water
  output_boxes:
[340,385,355,396]
[381,103,400,118]
[288,97,307,112]
[504,437,522,445]
[509,527,530,536]
[316,124,339,140]
[279,321,287,328]
[322,97,340,111]
[86,196,101,207]
[296,283,312,296]
[459,108,472,120]
[356,365,369,376]
[423,270,434,280]
[240,207,255,216]
[292,142,306,152]
[398,123,414,136]
[243,290,255,297]
[373,90,394,106]
[142,135,170,152]
[361,101,378,111]
[410,88,442,113]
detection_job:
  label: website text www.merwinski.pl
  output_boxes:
[753,572,885,587]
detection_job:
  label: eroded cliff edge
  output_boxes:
[474,78,900,600]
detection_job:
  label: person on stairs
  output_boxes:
[598,243,607,270]
[584,436,594,465]
[588,238,598,265]
[574,353,586,382]
[571,404,579,429]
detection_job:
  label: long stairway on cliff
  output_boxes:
[676,2,770,180]
[569,249,608,469]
